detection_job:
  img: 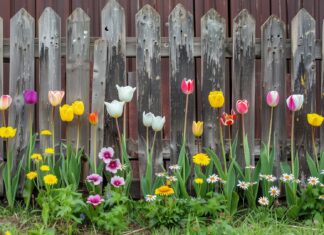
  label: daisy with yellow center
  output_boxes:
[166,176,177,182]
[26,171,37,180]
[45,148,54,155]
[40,129,52,136]
[207,174,219,183]
[307,176,319,186]
[31,153,42,161]
[319,195,324,200]
[44,174,58,186]
[265,175,277,182]
[258,196,269,206]
[194,178,203,184]
[192,153,210,166]
[145,194,157,202]
[280,173,294,182]
[237,180,249,190]
[269,186,280,197]
[155,185,174,196]
[40,165,50,172]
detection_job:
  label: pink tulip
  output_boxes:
[266,91,280,107]
[48,91,65,107]
[286,95,304,111]
[236,100,249,114]
[0,95,12,111]
[87,194,104,207]
[181,79,194,95]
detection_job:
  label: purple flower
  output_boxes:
[23,89,38,104]
[98,147,114,163]
[87,194,104,207]
[111,176,125,188]
[86,174,103,185]
[105,159,122,173]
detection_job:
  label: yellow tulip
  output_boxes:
[72,100,85,116]
[192,121,203,137]
[59,104,74,122]
[307,113,324,127]
[208,91,225,108]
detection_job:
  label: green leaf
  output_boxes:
[306,152,319,177]
[205,148,225,179]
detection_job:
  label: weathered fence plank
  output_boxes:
[38,7,61,152]
[8,9,35,173]
[321,21,324,150]
[0,16,3,196]
[101,0,126,152]
[232,9,256,166]
[66,8,90,154]
[291,9,316,175]
[261,15,286,174]
[136,5,162,186]
[201,9,226,154]
[169,4,195,163]
[90,39,107,173]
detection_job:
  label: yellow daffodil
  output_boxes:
[44,174,58,186]
[192,121,203,137]
[0,126,17,139]
[26,171,37,180]
[59,104,74,122]
[45,148,54,155]
[192,153,210,166]
[208,91,225,108]
[307,113,324,127]
[31,153,42,161]
[40,129,52,136]
[154,185,174,196]
[72,100,85,116]
[194,178,203,184]
[40,165,50,172]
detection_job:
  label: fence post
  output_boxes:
[291,9,316,176]
[38,7,61,153]
[261,15,286,176]
[321,20,324,151]
[0,16,3,196]
[169,4,195,164]
[136,4,162,192]
[232,9,256,166]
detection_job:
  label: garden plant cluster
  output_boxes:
[0,79,323,234]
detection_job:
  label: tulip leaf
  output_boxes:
[306,152,318,177]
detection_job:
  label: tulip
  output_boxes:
[23,89,38,104]
[181,79,195,95]
[104,100,125,118]
[89,112,98,125]
[307,113,324,127]
[266,91,280,107]
[48,91,65,107]
[286,94,304,111]
[0,95,12,111]
[72,100,85,116]
[59,104,74,122]
[236,100,249,114]
[220,110,237,126]
[116,85,136,102]
[192,121,203,137]
[152,116,166,132]
[143,111,154,127]
[208,91,225,108]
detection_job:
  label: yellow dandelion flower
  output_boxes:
[5,231,11,235]
[44,174,58,186]
[155,185,174,196]
[192,153,210,166]
[31,153,42,161]
[45,148,54,155]
[40,129,52,136]
[194,178,203,184]
[26,171,37,180]
[40,165,50,171]
[0,126,17,139]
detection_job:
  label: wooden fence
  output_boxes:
[0,0,322,197]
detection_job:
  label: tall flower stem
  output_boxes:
[51,106,55,168]
[219,120,227,174]
[2,110,6,126]
[146,127,149,156]
[241,114,246,144]
[311,127,319,169]
[183,94,189,144]
[291,111,295,176]
[115,118,123,165]
[76,116,80,156]
[267,107,274,162]
[150,131,157,156]
[123,105,127,138]
[93,125,97,173]
[6,139,12,208]
[228,128,233,161]
[27,108,33,172]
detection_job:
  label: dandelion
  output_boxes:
[280,173,294,182]
[5,231,11,235]
[269,186,280,197]
[145,194,157,202]
[192,153,210,166]
[265,175,277,182]
[87,194,104,207]
[31,153,42,161]
[0,126,17,138]
[237,180,250,190]
[40,165,50,172]
[111,176,125,188]
[155,185,174,196]
[45,148,54,155]
[26,171,37,180]
[43,174,58,186]
[258,196,269,206]
[307,176,319,186]
[155,172,166,177]
[40,129,52,136]
[194,178,203,184]
[169,165,181,171]
[166,176,177,182]
[319,195,324,200]
[207,174,219,183]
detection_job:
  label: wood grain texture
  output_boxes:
[261,15,286,174]
[66,8,90,153]
[169,4,195,164]
[291,9,316,175]
[0,16,3,196]
[321,20,324,150]
[201,9,226,153]
[136,4,162,185]
[90,39,107,173]
[232,9,255,166]
[38,7,61,152]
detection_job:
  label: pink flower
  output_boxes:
[86,174,103,185]
[98,147,114,164]
[236,100,249,114]
[266,91,280,107]
[111,176,125,188]
[0,95,12,110]
[181,79,194,95]
[105,159,122,173]
[87,194,104,207]
[286,94,304,111]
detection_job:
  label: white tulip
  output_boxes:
[152,116,166,131]
[104,100,125,118]
[116,85,136,102]
[286,94,304,111]
[143,111,155,127]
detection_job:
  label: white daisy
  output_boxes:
[269,186,280,197]
[245,165,255,169]
[145,194,157,202]
[207,174,220,183]
[259,174,266,179]
[169,164,181,171]
[295,179,301,184]
[258,196,269,206]
[248,181,258,186]
[307,176,319,186]
[237,180,250,190]
[319,195,324,200]
[155,172,166,177]
[280,173,294,182]
[166,175,177,182]
[265,175,277,182]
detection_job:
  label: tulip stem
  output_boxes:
[93,125,97,174]
[183,94,189,144]
[2,110,6,126]
[218,109,227,174]
[123,105,127,138]
[311,127,319,170]
[146,127,149,156]
[228,127,233,161]
[291,111,295,177]
[28,108,33,172]
[150,131,157,156]
[115,118,123,165]
[51,106,55,167]
[76,116,80,156]
[267,107,274,162]
[6,138,12,208]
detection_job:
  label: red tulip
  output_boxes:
[220,110,237,126]
[88,112,98,125]
[236,100,249,114]
[181,79,194,95]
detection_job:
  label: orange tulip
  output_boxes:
[89,112,98,125]
[48,91,65,107]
